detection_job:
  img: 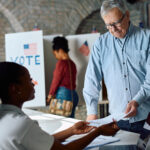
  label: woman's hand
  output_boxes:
[46,94,53,103]
[71,121,96,135]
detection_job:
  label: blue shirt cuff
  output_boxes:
[133,93,145,105]
[86,100,98,115]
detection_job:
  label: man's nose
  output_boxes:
[111,25,118,32]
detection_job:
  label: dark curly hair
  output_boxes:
[52,36,69,53]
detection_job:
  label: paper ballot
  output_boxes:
[88,112,130,127]
[84,135,120,149]
[63,135,120,149]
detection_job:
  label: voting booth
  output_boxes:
[5,31,46,107]
[5,31,101,107]
[66,33,102,102]
[43,33,102,104]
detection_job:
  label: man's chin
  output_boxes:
[112,31,126,39]
[114,34,125,39]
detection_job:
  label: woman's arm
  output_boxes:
[52,121,95,142]
[51,122,119,150]
[48,61,64,99]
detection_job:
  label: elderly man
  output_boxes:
[83,0,150,132]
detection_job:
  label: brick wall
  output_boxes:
[0,0,147,61]
[76,2,146,34]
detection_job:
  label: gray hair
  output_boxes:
[100,0,128,18]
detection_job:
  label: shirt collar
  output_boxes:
[0,104,23,114]
[125,22,134,38]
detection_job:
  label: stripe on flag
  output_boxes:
[23,43,37,55]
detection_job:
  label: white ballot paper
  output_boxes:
[84,135,120,149]
[63,135,119,149]
[88,112,130,127]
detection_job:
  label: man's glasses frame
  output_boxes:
[105,14,126,29]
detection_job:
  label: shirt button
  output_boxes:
[124,75,127,78]
[126,88,128,91]
[123,62,125,65]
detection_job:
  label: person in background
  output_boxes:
[83,0,150,133]
[0,62,119,150]
[47,36,78,118]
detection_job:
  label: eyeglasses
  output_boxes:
[105,14,126,29]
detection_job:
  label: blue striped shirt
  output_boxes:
[83,23,150,123]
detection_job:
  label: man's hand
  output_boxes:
[125,100,139,118]
[71,121,96,135]
[98,122,119,136]
[86,114,98,121]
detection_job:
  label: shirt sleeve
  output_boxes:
[83,38,103,115]
[22,121,54,150]
[133,48,150,105]
[49,61,64,95]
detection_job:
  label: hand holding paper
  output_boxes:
[125,100,139,118]
[88,112,131,127]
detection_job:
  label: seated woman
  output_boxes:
[47,36,78,118]
[0,62,118,150]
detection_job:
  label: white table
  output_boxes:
[23,108,139,150]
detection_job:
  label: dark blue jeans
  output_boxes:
[56,86,79,118]
[117,119,146,134]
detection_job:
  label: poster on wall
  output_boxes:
[5,30,46,107]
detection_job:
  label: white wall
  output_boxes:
[66,33,101,104]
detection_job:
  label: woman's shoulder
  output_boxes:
[56,59,76,70]
[0,105,34,140]
[56,60,68,68]
[57,59,67,64]
[0,105,33,128]
[69,59,76,67]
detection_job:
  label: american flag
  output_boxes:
[23,43,37,55]
[91,26,98,33]
[79,41,90,56]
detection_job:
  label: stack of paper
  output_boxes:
[84,135,120,149]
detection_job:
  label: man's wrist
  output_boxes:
[86,114,98,121]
